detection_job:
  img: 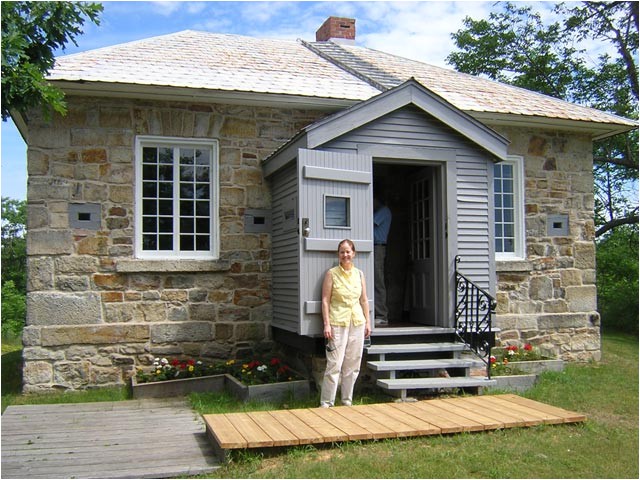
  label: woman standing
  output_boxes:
[320,239,372,407]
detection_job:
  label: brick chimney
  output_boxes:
[316,16,356,44]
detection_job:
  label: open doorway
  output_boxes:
[373,163,445,327]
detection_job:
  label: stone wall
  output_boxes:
[492,127,601,362]
[23,96,326,392]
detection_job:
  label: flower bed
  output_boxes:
[489,343,562,376]
[132,356,310,402]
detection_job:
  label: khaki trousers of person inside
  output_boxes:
[320,321,365,407]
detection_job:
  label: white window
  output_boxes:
[494,156,525,260]
[135,136,219,259]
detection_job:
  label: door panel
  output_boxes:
[410,169,438,324]
[298,149,374,336]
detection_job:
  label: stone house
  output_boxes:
[14,17,636,392]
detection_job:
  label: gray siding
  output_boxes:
[269,163,300,333]
[323,105,493,291]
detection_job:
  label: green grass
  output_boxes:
[192,332,638,479]
[2,333,638,478]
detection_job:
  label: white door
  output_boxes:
[409,168,439,325]
[297,149,374,336]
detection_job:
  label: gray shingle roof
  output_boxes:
[49,30,636,129]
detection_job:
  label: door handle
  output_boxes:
[302,218,310,237]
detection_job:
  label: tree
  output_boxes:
[1,1,102,121]
[447,1,638,237]
[1,197,27,339]
[1,197,27,291]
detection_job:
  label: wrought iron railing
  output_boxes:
[454,256,496,378]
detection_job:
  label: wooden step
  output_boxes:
[371,326,455,337]
[367,358,483,372]
[377,377,496,391]
[366,342,469,355]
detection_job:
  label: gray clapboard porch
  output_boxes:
[263,78,507,396]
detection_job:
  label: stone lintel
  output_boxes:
[116,259,231,273]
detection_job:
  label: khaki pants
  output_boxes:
[320,321,365,407]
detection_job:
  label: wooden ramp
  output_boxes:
[204,394,586,458]
[1,398,220,479]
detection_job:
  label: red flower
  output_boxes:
[248,360,261,369]
[490,356,496,364]
[270,357,280,366]
[187,359,196,366]
[170,358,180,366]
[180,362,187,370]
[524,343,533,351]
[277,365,289,375]
[506,345,518,352]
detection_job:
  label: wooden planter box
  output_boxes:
[225,374,311,402]
[490,374,538,393]
[507,359,565,374]
[132,373,311,402]
[131,374,227,399]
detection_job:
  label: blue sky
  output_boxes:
[0,1,588,200]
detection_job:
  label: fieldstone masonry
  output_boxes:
[493,127,601,362]
[23,96,325,392]
[23,97,601,392]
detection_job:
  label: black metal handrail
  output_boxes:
[454,255,496,378]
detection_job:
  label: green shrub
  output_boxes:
[596,226,639,335]
[1,281,26,338]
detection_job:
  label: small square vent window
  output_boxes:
[325,195,350,228]
[69,203,101,230]
[546,214,569,236]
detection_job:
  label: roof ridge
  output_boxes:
[300,40,401,92]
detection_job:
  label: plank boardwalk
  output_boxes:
[1,398,220,479]
[204,394,586,458]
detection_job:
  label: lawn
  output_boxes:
[1,332,638,478]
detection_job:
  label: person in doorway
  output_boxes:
[373,193,392,327]
[320,239,372,407]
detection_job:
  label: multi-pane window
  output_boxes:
[135,137,218,259]
[494,156,524,259]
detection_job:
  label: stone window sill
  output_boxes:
[496,259,532,273]
[116,259,231,273]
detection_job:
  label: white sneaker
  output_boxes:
[342,400,352,406]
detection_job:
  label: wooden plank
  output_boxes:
[352,404,416,437]
[434,398,505,430]
[223,413,273,448]
[312,406,373,440]
[392,401,464,434]
[498,394,587,423]
[289,409,346,443]
[483,395,564,424]
[329,406,392,439]
[247,411,299,447]
[202,414,247,449]
[267,409,325,444]
[439,396,527,428]
[410,400,486,432]
[384,403,442,435]
[450,395,531,427]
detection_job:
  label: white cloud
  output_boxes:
[355,1,495,67]
[150,1,183,17]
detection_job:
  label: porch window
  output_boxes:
[135,136,219,259]
[324,195,351,228]
[494,156,525,259]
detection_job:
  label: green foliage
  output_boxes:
[447,1,638,236]
[596,225,639,334]
[1,197,27,290]
[1,281,26,338]
[1,1,102,120]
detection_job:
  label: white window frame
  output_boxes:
[134,136,219,260]
[323,194,352,229]
[494,155,525,260]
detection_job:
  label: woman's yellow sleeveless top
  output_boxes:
[328,265,366,326]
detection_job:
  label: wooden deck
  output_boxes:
[204,394,586,458]
[1,398,219,479]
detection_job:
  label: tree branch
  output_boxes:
[596,213,639,237]
[594,155,639,170]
